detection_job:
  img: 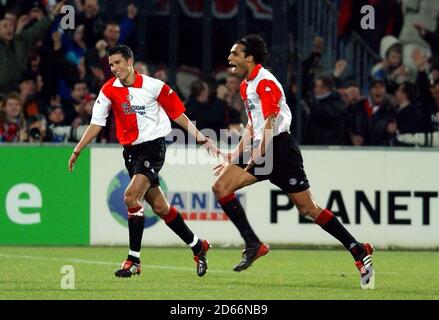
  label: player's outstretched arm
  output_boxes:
[213,123,253,176]
[68,124,103,172]
[244,115,275,172]
[173,113,221,157]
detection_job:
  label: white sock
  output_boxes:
[128,250,140,258]
[189,235,199,247]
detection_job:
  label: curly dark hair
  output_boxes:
[236,34,269,65]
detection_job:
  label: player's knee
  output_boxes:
[212,180,227,198]
[297,204,322,219]
[296,203,310,217]
[152,201,170,217]
[124,190,138,207]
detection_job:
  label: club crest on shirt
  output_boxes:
[126,94,133,101]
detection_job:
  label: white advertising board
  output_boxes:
[91,146,439,248]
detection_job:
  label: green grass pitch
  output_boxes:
[0,246,438,300]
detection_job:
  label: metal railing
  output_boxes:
[295,0,380,92]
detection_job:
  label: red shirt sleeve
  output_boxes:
[256,79,281,119]
[157,83,186,120]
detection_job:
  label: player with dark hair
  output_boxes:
[68,45,216,278]
[213,34,375,289]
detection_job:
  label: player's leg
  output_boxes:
[269,132,374,288]
[288,189,375,289]
[212,164,269,271]
[144,185,211,277]
[115,174,151,278]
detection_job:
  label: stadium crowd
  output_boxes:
[0,0,438,146]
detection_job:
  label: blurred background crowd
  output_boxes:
[1,0,438,147]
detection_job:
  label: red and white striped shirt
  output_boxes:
[240,64,292,141]
[91,71,185,146]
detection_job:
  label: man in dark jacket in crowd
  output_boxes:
[394,82,424,135]
[347,79,397,146]
[0,1,65,94]
[307,76,348,145]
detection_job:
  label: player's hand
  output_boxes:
[334,60,348,78]
[200,138,221,157]
[52,31,62,50]
[16,14,31,34]
[213,152,232,176]
[413,22,426,35]
[51,0,66,17]
[313,36,324,53]
[68,149,81,172]
[244,149,264,172]
[411,48,428,70]
[91,66,105,81]
[216,84,228,101]
[96,39,108,56]
[386,121,398,134]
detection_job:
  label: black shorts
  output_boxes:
[122,137,166,188]
[235,132,310,193]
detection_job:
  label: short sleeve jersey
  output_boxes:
[240,64,292,141]
[91,71,185,146]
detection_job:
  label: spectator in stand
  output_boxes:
[18,72,42,118]
[371,36,409,94]
[154,64,170,83]
[225,73,246,123]
[202,83,228,138]
[87,22,124,80]
[399,0,439,79]
[0,92,28,142]
[134,61,150,76]
[77,0,106,49]
[3,8,18,32]
[61,81,89,124]
[86,4,138,81]
[71,92,95,129]
[0,1,66,95]
[413,19,439,64]
[345,82,364,107]
[51,30,80,98]
[306,76,348,145]
[225,108,245,144]
[47,96,66,126]
[347,79,397,146]
[332,59,349,89]
[285,75,310,143]
[185,79,210,128]
[27,114,47,143]
[46,99,68,143]
[394,82,424,137]
[412,48,439,132]
[332,59,350,107]
[301,36,324,98]
[62,24,87,67]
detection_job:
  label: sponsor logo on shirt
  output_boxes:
[121,102,147,115]
[244,99,256,111]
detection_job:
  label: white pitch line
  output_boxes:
[0,253,392,275]
[0,253,228,273]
